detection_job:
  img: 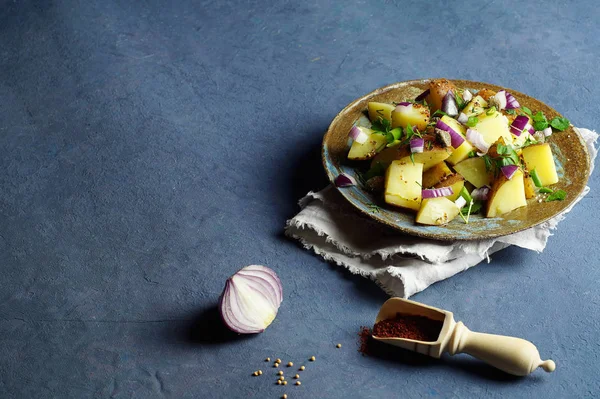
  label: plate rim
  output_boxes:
[321,78,591,241]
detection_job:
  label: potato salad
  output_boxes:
[339,79,571,226]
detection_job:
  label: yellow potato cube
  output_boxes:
[439,115,475,165]
[384,161,423,211]
[486,170,527,218]
[416,197,460,226]
[347,129,387,161]
[453,157,492,188]
[521,143,559,186]
[422,162,453,188]
[368,102,395,124]
[391,103,430,131]
[474,110,512,145]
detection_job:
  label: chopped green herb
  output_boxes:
[371,117,392,134]
[367,203,382,213]
[546,189,567,202]
[405,124,421,139]
[415,180,422,188]
[426,140,433,150]
[530,169,543,187]
[431,109,448,118]
[363,162,387,181]
[505,109,516,115]
[532,111,549,131]
[486,106,497,116]
[467,150,478,158]
[521,106,533,117]
[538,187,553,194]
[466,116,479,127]
[454,92,466,112]
[460,200,482,217]
[409,152,415,165]
[459,187,472,203]
[483,154,494,172]
[550,116,570,131]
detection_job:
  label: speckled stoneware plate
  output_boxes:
[322,79,591,241]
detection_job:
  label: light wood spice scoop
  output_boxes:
[372,298,556,376]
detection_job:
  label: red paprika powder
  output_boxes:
[372,313,443,342]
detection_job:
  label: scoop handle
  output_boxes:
[446,322,556,376]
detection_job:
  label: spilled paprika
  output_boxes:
[373,313,443,342]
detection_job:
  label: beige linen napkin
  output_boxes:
[285,128,597,298]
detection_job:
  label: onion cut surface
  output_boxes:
[219,265,283,334]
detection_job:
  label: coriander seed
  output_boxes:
[282,395,287,399]
[287,362,293,367]
[258,370,262,375]
[295,381,301,386]
[336,343,342,348]
[294,374,299,379]
[253,371,258,376]
[299,366,305,371]
[276,358,281,363]
[283,380,288,385]
[266,357,270,362]
[278,370,283,376]
[309,356,315,361]
[277,380,282,385]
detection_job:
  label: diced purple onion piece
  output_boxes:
[466,128,490,153]
[349,126,369,144]
[422,186,454,199]
[436,119,464,148]
[454,196,467,209]
[410,137,424,153]
[462,89,473,102]
[441,90,458,116]
[510,115,530,137]
[543,127,553,137]
[457,113,468,124]
[335,173,357,187]
[471,186,490,201]
[501,165,519,180]
[415,89,430,102]
[505,91,520,109]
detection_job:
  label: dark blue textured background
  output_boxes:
[1,1,599,398]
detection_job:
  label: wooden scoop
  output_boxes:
[373,298,556,376]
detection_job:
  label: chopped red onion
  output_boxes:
[454,196,467,209]
[510,115,530,136]
[493,91,507,110]
[442,91,458,116]
[543,127,552,137]
[410,137,424,153]
[501,165,519,180]
[219,265,283,334]
[436,119,464,148]
[335,173,357,187]
[466,128,490,153]
[505,91,520,109]
[415,89,430,102]
[457,113,468,124]
[471,186,490,201]
[422,186,454,199]
[462,89,473,102]
[349,126,369,144]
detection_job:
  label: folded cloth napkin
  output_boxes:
[286,127,598,298]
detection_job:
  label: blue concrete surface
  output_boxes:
[1,0,599,398]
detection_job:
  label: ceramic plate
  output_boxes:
[322,79,591,241]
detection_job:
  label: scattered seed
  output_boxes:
[253,371,258,376]
[294,374,299,379]
[295,381,301,386]
[336,343,342,348]
[274,363,280,368]
[266,357,270,362]
[258,370,262,375]
[282,395,287,399]
[283,381,288,385]
[279,376,285,381]
[299,366,305,371]
[309,356,316,361]
[277,380,282,385]
[287,362,293,367]
[276,358,282,363]
[277,371,283,376]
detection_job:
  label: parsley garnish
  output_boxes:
[505,109,516,115]
[532,111,549,131]
[538,187,553,194]
[371,117,392,134]
[367,203,382,213]
[466,116,478,127]
[431,109,448,118]
[550,116,570,131]
[467,150,477,158]
[521,106,533,117]
[455,92,466,112]
[363,162,387,181]
[546,189,567,202]
[409,152,415,165]
[482,154,494,172]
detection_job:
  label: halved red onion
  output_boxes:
[219,265,283,334]
[442,91,458,116]
[493,91,507,110]
[410,137,424,153]
[422,186,453,199]
[415,89,430,102]
[510,115,529,136]
[501,165,519,180]
[349,126,369,144]
[436,119,464,148]
[471,186,490,201]
[505,92,520,109]
[466,128,490,153]
[462,89,473,102]
[457,113,468,124]
[455,196,467,209]
[335,173,357,187]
